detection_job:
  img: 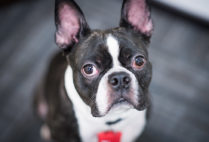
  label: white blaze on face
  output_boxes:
[106,35,120,67]
[95,35,139,116]
[95,35,120,115]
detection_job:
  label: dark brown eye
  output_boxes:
[82,64,98,77]
[132,55,145,69]
[83,64,93,74]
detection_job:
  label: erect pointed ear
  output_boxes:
[55,0,90,49]
[120,0,153,37]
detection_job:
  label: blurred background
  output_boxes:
[0,0,209,142]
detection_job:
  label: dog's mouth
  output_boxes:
[112,98,128,106]
[106,96,135,113]
[91,91,149,117]
[116,97,126,103]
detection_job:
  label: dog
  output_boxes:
[34,0,153,141]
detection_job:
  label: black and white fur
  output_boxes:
[34,0,153,142]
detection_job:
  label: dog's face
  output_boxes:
[55,0,153,117]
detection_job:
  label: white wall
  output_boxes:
[155,0,209,22]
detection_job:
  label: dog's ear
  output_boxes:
[120,0,153,37]
[55,0,90,50]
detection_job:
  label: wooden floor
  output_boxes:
[0,0,209,142]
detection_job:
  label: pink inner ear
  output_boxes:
[127,0,153,35]
[56,3,80,47]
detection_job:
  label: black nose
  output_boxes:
[108,72,131,90]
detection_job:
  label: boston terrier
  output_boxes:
[34,0,153,142]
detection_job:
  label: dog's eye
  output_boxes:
[132,55,145,69]
[82,64,98,77]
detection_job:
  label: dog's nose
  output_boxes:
[108,72,131,90]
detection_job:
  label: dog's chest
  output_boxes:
[74,107,147,142]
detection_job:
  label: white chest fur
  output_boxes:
[65,67,146,142]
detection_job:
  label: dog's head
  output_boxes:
[55,0,153,117]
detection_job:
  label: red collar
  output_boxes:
[98,131,122,142]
